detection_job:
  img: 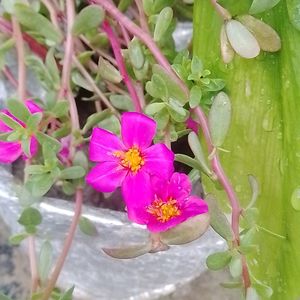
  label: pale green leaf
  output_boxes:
[38,241,53,283]
[208,91,232,147]
[79,216,98,236]
[73,5,104,35]
[154,7,173,42]
[249,0,281,14]
[206,251,232,270]
[14,3,62,44]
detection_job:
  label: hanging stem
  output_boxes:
[102,21,142,112]
[193,107,240,243]
[11,17,26,102]
[41,188,83,300]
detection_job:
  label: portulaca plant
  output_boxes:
[0,0,297,299]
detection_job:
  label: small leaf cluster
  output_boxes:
[173,52,226,109]
[145,63,189,142]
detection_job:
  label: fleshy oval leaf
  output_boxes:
[154,7,173,42]
[246,174,260,209]
[205,194,233,241]
[220,24,235,64]
[188,131,213,176]
[72,5,104,36]
[291,187,300,211]
[128,38,145,70]
[98,57,122,83]
[206,251,232,271]
[249,0,281,14]
[225,20,260,59]
[102,242,152,259]
[160,213,210,245]
[237,15,281,52]
[208,91,232,148]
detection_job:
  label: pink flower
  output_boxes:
[0,100,42,163]
[86,112,174,217]
[128,172,208,232]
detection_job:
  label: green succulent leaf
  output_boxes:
[7,99,30,122]
[154,7,173,42]
[208,91,231,147]
[128,38,145,69]
[38,240,53,284]
[14,3,62,44]
[81,109,111,134]
[79,216,98,236]
[60,166,86,180]
[72,5,104,35]
[98,57,122,83]
[145,102,165,115]
[206,251,232,270]
[110,95,134,111]
[249,0,281,14]
[9,232,28,246]
[205,195,233,241]
[18,207,42,227]
[58,286,75,300]
[189,86,202,108]
[188,132,213,176]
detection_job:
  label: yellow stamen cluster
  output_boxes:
[114,147,145,172]
[147,198,181,223]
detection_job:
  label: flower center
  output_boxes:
[114,147,144,172]
[147,198,181,223]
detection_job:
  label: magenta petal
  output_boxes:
[0,141,22,163]
[89,127,125,162]
[122,170,153,224]
[121,112,156,149]
[182,196,209,218]
[147,215,184,232]
[168,172,192,201]
[143,143,174,179]
[25,100,43,113]
[86,161,127,193]
[147,196,208,233]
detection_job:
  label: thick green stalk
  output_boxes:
[193,1,300,299]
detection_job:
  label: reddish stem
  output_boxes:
[41,188,83,300]
[102,20,142,112]
[242,255,251,290]
[193,107,240,243]
[89,0,189,98]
